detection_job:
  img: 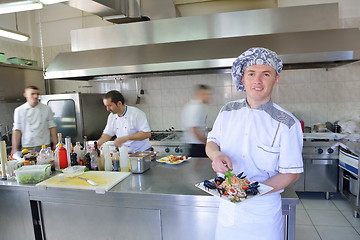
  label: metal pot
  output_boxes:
[349,175,358,196]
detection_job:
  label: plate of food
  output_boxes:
[156,155,191,164]
[195,170,273,203]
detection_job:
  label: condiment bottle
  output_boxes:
[46,147,55,170]
[73,142,83,164]
[56,133,63,147]
[90,147,98,170]
[112,151,120,171]
[103,143,112,171]
[119,145,130,172]
[57,144,68,169]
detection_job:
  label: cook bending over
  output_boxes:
[97,90,151,152]
[206,47,303,240]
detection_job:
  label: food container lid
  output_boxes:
[14,164,51,173]
[62,166,86,178]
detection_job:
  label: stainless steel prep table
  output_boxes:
[0,158,299,240]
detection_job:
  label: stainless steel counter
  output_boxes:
[0,158,299,240]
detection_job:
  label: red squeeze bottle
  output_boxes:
[300,120,305,133]
[58,144,68,169]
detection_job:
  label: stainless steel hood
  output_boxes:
[44,3,360,80]
[66,0,178,23]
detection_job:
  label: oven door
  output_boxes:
[305,158,339,192]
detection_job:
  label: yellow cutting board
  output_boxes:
[36,171,131,194]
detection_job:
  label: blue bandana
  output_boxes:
[231,47,283,91]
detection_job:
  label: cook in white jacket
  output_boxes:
[206,47,303,240]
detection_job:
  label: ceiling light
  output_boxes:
[40,0,68,4]
[0,1,43,15]
[0,27,29,41]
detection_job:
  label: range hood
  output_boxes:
[66,0,178,23]
[45,3,360,80]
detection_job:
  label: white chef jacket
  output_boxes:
[207,99,303,240]
[13,102,56,148]
[103,105,151,152]
[181,99,208,144]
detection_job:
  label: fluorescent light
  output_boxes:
[0,27,29,41]
[0,1,43,15]
[40,0,68,4]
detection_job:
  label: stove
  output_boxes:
[292,138,340,199]
[149,131,190,157]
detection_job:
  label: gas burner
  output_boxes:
[150,132,172,141]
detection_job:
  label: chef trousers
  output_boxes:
[189,144,207,157]
[215,193,284,240]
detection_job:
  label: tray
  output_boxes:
[195,179,273,204]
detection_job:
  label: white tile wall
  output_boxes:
[43,60,360,131]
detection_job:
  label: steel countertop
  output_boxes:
[0,158,299,204]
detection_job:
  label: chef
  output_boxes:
[206,47,303,240]
[11,85,58,153]
[97,90,151,152]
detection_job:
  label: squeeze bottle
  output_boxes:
[103,143,112,171]
[73,142,83,164]
[119,145,130,172]
[58,144,68,169]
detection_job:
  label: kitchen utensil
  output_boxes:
[129,151,151,173]
[78,176,97,186]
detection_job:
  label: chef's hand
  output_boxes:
[114,136,128,148]
[11,147,18,155]
[211,152,232,173]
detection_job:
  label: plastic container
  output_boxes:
[62,166,86,178]
[6,57,38,66]
[0,53,5,63]
[14,164,51,184]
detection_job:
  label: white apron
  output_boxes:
[215,193,284,240]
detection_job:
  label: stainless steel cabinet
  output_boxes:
[40,201,162,240]
[305,159,338,192]
[0,189,35,240]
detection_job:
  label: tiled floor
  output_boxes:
[296,192,360,240]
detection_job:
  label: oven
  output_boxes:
[149,131,190,157]
[292,139,339,199]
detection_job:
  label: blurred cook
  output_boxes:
[181,84,213,157]
[11,85,58,153]
[97,90,151,152]
[206,47,303,240]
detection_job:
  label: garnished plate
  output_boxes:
[156,155,191,164]
[195,171,273,204]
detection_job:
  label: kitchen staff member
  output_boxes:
[11,85,58,153]
[97,90,151,152]
[206,47,303,240]
[181,84,212,157]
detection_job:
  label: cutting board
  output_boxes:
[36,171,131,194]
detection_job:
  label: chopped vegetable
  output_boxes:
[224,169,235,184]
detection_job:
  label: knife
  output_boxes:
[78,177,97,186]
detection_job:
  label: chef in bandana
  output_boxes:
[206,47,303,240]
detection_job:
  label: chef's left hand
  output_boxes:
[114,136,128,148]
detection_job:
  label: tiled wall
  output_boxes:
[48,60,360,131]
